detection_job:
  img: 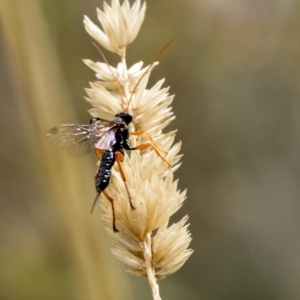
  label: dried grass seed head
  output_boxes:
[85,63,174,137]
[83,59,158,96]
[83,0,193,285]
[84,0,146,55]
[100,151,192,278]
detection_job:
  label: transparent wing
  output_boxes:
[94,129,116,151]
[46,119,116,157]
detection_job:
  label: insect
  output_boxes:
[46,41,173,232]
[46,112,169,232]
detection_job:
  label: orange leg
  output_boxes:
[102,190,119,233]
[91,190,118,233]
[134,142,171,168]
[115,151,136,210]
[94,148,105,160]
[131,130,168,154]
[93,170,98,180]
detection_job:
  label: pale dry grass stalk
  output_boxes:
[84,1,193,299]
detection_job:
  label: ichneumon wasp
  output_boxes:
[46,41,173,232]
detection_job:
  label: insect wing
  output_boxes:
[46,119,116,156]
[94,128,116,151]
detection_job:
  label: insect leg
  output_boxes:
[115,151,136,211]
[102,190,119,233]
[94,148,105,160]
[133,142,171,168]
[93,169,98,180]
[131,130,168,154]
[91,191,118,232]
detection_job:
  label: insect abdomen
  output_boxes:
[95,149,115,192]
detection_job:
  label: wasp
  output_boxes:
[46,41,173,232]
[46,112,170,232]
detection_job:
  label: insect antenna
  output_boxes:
[127,39,174,108]
[92,42,127,112]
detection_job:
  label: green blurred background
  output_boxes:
[1,0,300,299]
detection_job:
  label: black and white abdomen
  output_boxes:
[95,149,116,192]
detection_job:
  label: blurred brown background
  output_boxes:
[1,0,300,299]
